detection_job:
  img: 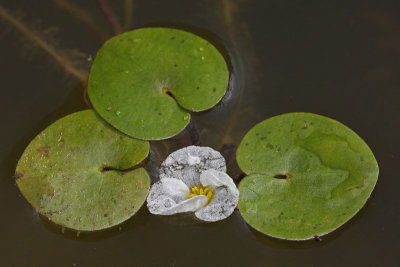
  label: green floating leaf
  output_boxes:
[236,113,379,240]
[88,27,229,140]
[15,110,150,231]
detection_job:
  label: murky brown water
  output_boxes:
[1,0,399,266]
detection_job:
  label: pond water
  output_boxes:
[0,0,399,266]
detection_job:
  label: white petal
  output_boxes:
[195,170,239,222]
[160,195,208,215]
[200,169,237,189]
[159,146,226,188]
[147,178,190,215]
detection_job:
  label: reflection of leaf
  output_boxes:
[236,113,379,240]
[88,28,229,140]
[16,110,150,231]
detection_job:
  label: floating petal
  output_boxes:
[160,195,208,215]
[200,169,237,190]
[195,169,239,222]
[147,178,190,214]
[195,187,238,222]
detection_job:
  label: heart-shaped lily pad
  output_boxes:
[88,27,229,140]
[236,113,379,240]
[15,110,150,231]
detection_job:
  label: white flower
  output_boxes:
[147,146,239,222]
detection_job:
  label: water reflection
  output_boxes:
[40,204,150,242]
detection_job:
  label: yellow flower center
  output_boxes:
[187,186,213,204]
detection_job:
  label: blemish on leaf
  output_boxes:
[14,172,23,180]
[69,146,81,153]
[37,146,50,157]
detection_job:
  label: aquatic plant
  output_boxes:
[147,146,238,222]
[236,113,379,240]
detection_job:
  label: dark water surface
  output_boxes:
[1,0,399,266]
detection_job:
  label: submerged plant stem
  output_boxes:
[97,0,122,35]
[219,0,244,146]
[0,5,87,82]
[52,0,109,41]
[124,0,134,31]
[186,119,200,145]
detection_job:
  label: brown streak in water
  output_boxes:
[223,0,236,26]
[124,0,134,31]
[186,119,200,145]
[52,0,109,41]
[0,5,87,82]
[97,0,122,35]
[219,143,235,163]
[220,0,243,145]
